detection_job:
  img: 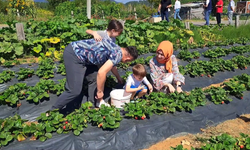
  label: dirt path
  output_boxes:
[145,114,250,150]
[0,24,8,29]
[188,19,250,26]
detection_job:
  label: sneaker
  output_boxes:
[96,100,110,108]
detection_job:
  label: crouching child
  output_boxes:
[124,64,153,100]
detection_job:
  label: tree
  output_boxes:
[46,0,69,10]
[145,0,159,8]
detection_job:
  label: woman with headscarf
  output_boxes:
[149,41,185,93]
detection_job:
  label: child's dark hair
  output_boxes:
[107,20,123,34]
[132,64,147,78]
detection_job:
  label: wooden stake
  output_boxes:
[16,23,25,41]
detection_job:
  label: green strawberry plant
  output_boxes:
[0,70,15,84]
[177,50,193,62]
[203,47,228,58]
[54,78,66,96]
[172,133,250,150]
[226,39,236,45]
[223,79,246,99]
[180,43,189,50]
[205,87,232,104]
[88,105,122,129]
[185,61,205,77]
[168,91,197,112]
[234,74,250,90]
[178,65,186,75]
[122,71,132,81]
[117,62,131,70]
[133,57,146,65]
[64,102,92,135]
[0,83,28,106]
[223,59,238,71]
[236,133,250,149]
[2,61,13,68]
[36,79,56,94]
[202,133,237,150]
[189,43,198,49]
[171,145,189,150]
[232,55,250,69]
[36,110,64,141]
[57,63,66,76]
[26,81,51,103]
[192,51,200,59]
[35,58,55,79]
[144,55,154,65]
[231,45,250,54]
[0,115,29,147]
[206,41,215,48]
[189,88,207,106]
[124,99,153,120]
[147,92,178,114]
[16,68,34,81]
[201,61,220,77]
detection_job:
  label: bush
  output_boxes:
[0,0,8,14]
[55,1,86,16]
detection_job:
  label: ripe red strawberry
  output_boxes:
[221,101,224,104]
[241,97,243,99]
[163,107,166,110]
[135,117,138,120]
[240,145,244,149]
[98,123,103,128]
[207,75,211,78]
[245,67,247,69]
[23,93,25,95]
[65,121,68,124]
[103,116,105,119]
[63,126,66,129]
[141,117,144,120]
[201,74,204,77]
[28,74,31,77]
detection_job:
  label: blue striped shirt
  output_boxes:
[71,39,122,66]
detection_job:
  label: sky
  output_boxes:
[116,0,139,3]
[34,0,139,4]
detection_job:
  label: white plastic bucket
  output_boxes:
[110,89,132,108]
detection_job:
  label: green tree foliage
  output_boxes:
[46,0,69,11]
[0,0,8,14]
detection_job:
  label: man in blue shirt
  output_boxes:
[52,39,138,109]
[204,0,212,25]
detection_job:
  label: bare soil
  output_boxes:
[145,114,250,150]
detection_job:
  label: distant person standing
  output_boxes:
[158,0,172,22]
[204,0,212,25]
[174,0,182,20]
[215,0,223,27]
[228,0,235,25]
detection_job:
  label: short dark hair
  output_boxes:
[125,46,138,60]
[107,20,123,34]
[132,64,147,78]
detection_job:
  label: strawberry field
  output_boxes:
[0,17,250,150]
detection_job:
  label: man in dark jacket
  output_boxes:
[158,0,172,22]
